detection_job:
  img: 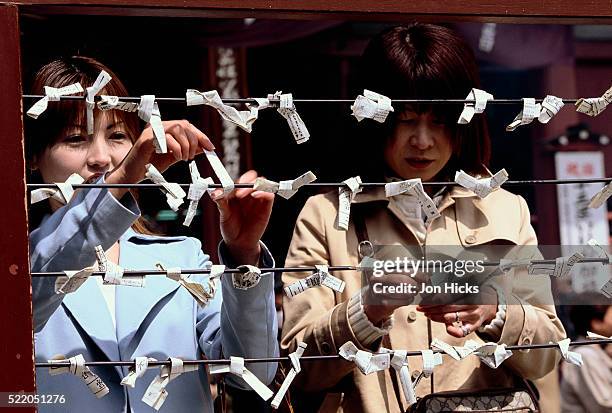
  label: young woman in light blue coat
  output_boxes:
[27,56,278,412]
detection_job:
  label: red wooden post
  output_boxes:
[0,3,36,409]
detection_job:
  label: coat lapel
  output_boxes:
[115,232,181,358]
[62,277,121,363]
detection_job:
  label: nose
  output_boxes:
[409,122,435,151]
[86,136,112,171]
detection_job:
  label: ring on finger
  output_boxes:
[461,325,471,337]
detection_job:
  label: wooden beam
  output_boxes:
[14,0,612,24]
[0,3,36,405]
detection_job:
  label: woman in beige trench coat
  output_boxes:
[281,24,565,413]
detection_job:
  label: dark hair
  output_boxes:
[355,23,490,181]
[25,56,154,234]
[569,294,610,337]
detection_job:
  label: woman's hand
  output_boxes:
[417,286,498,338]
[213,170,274,266]
[363,271,427,324]
[106,120,214,198]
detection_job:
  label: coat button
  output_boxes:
[321,342,331,355]
[407,311,417,322]
[411,370,421,380]
[522,337,531,346]
[464,234,477,244]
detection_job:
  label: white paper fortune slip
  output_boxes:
[121,356,157,388]
[142,357,199,410]
[454,169,508,198]
[385,179,441,226]
[382,348,417,405]
[145,163,186,211]
[473,343,513,369]
[272,92,310,144]
[186,89,271,133]
[55,266,95,294]
[588,181,612,209]
[86,70,112,135]
[157,262,223,307]
[430,338,480,361]
[27,83,84,119]
[203,150,235,199]
[587,331,612,339]
[138,95,167,154]
[336,176,362,231]
[284,264,345,298]
[575,84,612,117]
[339,341,391,375]
[351,89,394,123]
[457,88,493,124]
[49,354,109,398]
[95,245,145,287]
[420,349,443,377]
[183,161,214,227]
[253,171,316,200]
[555,338,583,367]
[538,95,565,124]
[209,356,274,401]
[232,265,262,290]
[31,173,85,205]
[97,95,140,112]
[506,98,541,131]
[528,251,584,278]
[271,342,307,409]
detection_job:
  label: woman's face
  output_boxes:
[34,111,133,195]
[384,109,453,182]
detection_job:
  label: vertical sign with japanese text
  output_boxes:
[555,152,610,293]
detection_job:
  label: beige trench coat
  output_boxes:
[281,186,565,412]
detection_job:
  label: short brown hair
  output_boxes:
[26,56,154,234]
[355,24,491,181]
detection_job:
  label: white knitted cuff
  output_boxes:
[478,284,507,339]
[347,291,394,348]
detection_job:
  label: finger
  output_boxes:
[446,323,473,338]
[168,124,190,161]
[250,190,274,200]
[186,122,215,151]
[417,304,479,314]
[180,120,198,160]
[165,133,182,161]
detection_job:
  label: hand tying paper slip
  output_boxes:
[575,84,612,117]
[85,70,112,135]
[253,171,317,200]
[528,251,584,278]
[457,88,493,124]
[49,354,109,399]
[271,342,307,409]
[145,163,187,211]
[284,264,346,297]
[30,173,85,205]
[454,169,508,198]
[209,356,274,401]
[26,83,84,119]
[186,89,271,133]
[351,89,394,123]
[142,357,199,410]
[336,176,362,231]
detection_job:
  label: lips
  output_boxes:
[405,158,434,169]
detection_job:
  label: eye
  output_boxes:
[109,131,129,141]
[62,134,87,144]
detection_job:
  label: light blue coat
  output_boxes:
[30,184,278,412]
